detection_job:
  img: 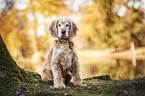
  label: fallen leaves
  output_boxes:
[50,86,54,89]
[65,93,68,96]
[35,84,39,87]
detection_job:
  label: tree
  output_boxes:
[25,0,67,56]
[0,35,41,95]
[80,0,145,49]
[0,0,67,58]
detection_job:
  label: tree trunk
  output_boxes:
[130,41,137,68]
[30,0,39,57]
[0,35,41,95]
[130,41,135,51]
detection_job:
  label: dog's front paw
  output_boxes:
[53,84,66,88]
[74,82,87,87]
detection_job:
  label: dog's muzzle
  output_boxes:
[61,30,66,34]
[60,30,67,37]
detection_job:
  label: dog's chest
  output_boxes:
[60,53,72,66]
[58,44,73,69]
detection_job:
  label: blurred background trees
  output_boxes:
[80,0,145,49]
[0,0,145,58]
[0,0,67,58]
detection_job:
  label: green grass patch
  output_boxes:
[21,76,145,96]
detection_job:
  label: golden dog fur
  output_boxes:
[41,17,83,88]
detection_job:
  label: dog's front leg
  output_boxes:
[72,53,87,87]
[51,56,66,88]
[72,53,82,86]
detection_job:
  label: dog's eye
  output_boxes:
[66,24,69,27]
[58,24,61,27]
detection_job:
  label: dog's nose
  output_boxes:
[61,30,66,34]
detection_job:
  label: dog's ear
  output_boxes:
[70,21,79,37]
[49,20,58,38]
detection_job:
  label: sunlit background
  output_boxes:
[0,0,145,80]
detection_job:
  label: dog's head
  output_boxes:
[49,17,78,39]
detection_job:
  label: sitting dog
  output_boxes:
[41,17,83,88]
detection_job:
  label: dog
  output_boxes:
[41,17,84,88]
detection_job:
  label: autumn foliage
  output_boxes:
[0,0,145,58]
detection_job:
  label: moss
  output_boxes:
[0,77,24,95]
[0,35,41,95]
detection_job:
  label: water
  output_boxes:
[80,58,145,80]
[17,56,145,80]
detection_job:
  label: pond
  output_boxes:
[17,51,145,80]
[80,58,145,80]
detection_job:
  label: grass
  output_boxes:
[21,76,145,96]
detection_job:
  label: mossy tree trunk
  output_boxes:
[0,35,41,95]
